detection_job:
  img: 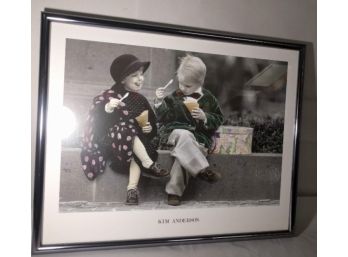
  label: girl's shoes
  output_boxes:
[125,188,139,205]
[142,162,169,179]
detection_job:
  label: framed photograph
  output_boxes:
[33,10,305,253]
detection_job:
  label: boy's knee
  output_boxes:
[172,129,194,139]
[167,129,195,146]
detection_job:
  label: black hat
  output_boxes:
[110,54,150,83]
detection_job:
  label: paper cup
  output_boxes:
[135,110,149,127]
[184,101,199,112]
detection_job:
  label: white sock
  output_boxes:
[132,136,154,169]
[127,158,141,190]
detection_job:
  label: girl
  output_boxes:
[81,54,168,205]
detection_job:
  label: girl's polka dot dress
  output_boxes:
[80,87,158,180]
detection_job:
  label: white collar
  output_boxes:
[184,87,203,99]
[194,87,203,96]
[184,88,203,102]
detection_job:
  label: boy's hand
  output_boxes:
[191,108,206,122]
[155,87,165,101]
[156,79,173,101]
[142,122,152,134]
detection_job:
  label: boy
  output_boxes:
[155,54,224,206]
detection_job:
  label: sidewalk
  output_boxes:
[60,199,279,212]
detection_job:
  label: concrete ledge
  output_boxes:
[60,148,282,203]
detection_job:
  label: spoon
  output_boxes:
[119,92,129,102]
[163,79,174,89]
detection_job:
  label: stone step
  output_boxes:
[60,148,282,203]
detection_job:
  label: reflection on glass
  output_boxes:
[60,106,77,140]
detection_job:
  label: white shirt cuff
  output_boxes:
[154,100,163,108]
[105,103,114,113]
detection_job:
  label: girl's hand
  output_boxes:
[105,97,125,113]
[142,122,152,134]
[109,97,125,108]
[191,108,207,122]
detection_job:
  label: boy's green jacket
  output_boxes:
[155,89,224,149]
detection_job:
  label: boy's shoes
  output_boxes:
[143,162,169,179]
[198,169,221,184]
[167,194,181,206]
[125,188,138,205]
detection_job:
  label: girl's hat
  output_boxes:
[110,54,150,83]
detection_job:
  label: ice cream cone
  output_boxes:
[135,110,149,127]
[183,100,199,112]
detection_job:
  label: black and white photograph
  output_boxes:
[32,10,305,253]
[60,39,287,212]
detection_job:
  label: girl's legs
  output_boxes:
[127,158,141,190]
[132,136,169,178]
[126,158,141,205]
[132,136,154,168]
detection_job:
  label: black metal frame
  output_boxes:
[32,9,306,254]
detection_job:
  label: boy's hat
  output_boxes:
[110,54,150,83]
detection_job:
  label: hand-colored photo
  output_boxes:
[59,39,287,212]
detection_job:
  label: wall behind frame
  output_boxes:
[31,0,317,199]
